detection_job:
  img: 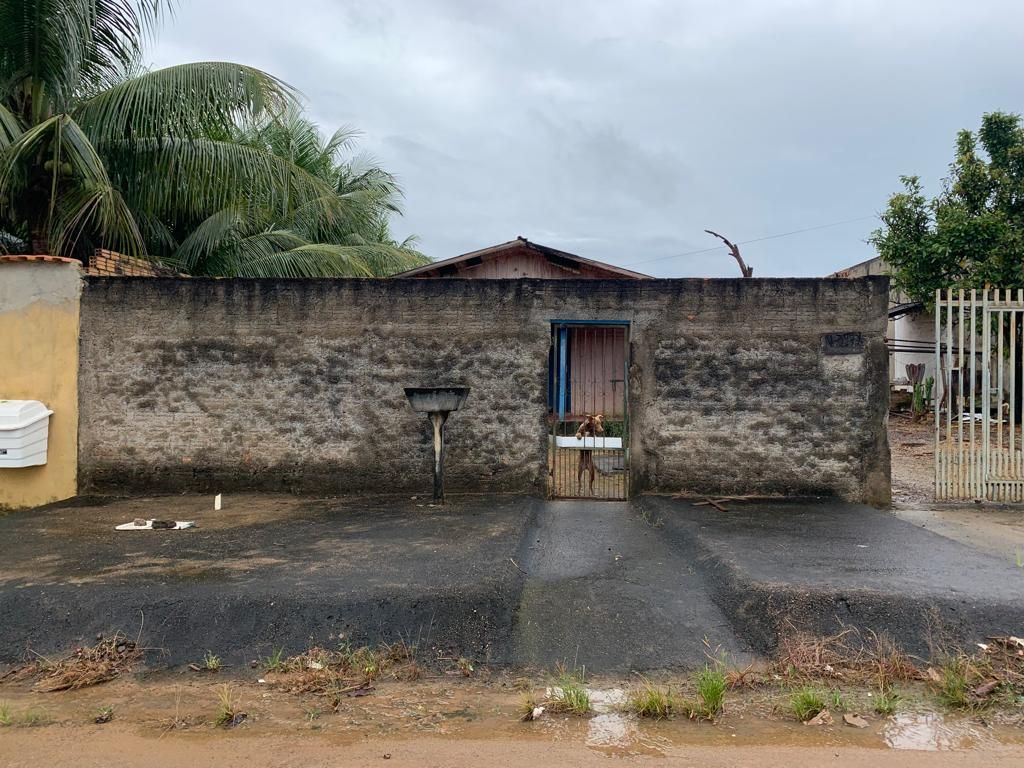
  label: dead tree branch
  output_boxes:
[705,229,753,277]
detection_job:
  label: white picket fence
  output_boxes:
[935,288,1024,501]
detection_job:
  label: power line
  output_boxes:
[621,215,878,268]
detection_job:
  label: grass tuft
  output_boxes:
[20,708,51,727]
[791,687,826,722]
[0,702,11,726]
[202,651,221,672]
[829,689,847,712]
[937,658,971,709]
[214,686,237,727]
[263,647,286,672]
[628,681,674,719]
[548,672,591,715]
[693,665,727,720]
[873,688,900,716]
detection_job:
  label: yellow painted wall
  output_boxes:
[0,260,82,511]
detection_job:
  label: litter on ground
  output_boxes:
[115,519,196,531]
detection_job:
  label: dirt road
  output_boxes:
[2,728,1024,768]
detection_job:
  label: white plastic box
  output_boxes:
[0,400,54,467]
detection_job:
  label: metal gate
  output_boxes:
[935,288,1024,501]
[548,322,629,500]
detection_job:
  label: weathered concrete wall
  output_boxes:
[0,258,82,511]
[78,277,891,505]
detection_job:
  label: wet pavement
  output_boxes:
[511,500,752,670]
[641,495,1024,656]
[1,493,1023,670]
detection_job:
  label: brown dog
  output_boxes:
[575,414,605,494]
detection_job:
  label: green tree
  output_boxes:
[167,108,428,277]
[870,111,1024,304]
[0,0,427,276]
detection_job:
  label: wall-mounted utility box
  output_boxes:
[0,400,54,468]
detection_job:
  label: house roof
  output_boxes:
[392,236,652,279]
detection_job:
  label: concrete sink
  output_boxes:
[404,387,470,503]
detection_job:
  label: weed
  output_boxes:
[773,625,919,687]
[94,706,114,724]
[20,708,50,727]
[305,706,322,724]
[637,505,664,528]
[829,689,847,712]
[0,701,11,726]
[628,681,674,719]
[350,647,380,681]
[263,648,286,672]
[548,672,591,715]
[202,651,221,672]
[791,687,826,722]
[693,665,727,720]
[456,658,474,677]
[519,696,543,721]
[937,658,971,709]
[29,633,141,692]
[214,686,237,727]
[874,689,900,716]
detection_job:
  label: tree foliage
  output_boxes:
[0,0,427,276]
[870,112,1024,304]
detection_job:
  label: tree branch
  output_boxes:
[705,229,753,277]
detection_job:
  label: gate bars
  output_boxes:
[549,323,629,500]
[935,288,1024,501]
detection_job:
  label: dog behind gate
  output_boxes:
[575,414,605,494]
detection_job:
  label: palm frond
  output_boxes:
[230,240,379,278]
[103,135,346,224]
[0,113,144,255]
[167,206,245,273]
[0,1,171,118]
[75,61,296,145]
[0,103,23,149]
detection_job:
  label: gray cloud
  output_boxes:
[150,0,1024,276]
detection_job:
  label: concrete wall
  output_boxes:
[0,258,82,511]
[78,277,891,505]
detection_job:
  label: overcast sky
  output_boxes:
[151,0,1023,277]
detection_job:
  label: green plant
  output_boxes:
[871,112,1024,304]
[305,706,322,724]
[264,647,286,672]
[456,657,474,677]
[937,659,971,709]
[350,647,380,680]
[628,681,674,719]
[791,687,826,722]
[0,2,428,278]
[94,705,114,724]
[907,375,935,416]
[549,673,591,715]
[874,689,900,716]
[693,665,727,720]
[829,689,848,712]
[0,701,11,726]
[20,708,50,727]
[202,651,221,672]
[214,686,237,727]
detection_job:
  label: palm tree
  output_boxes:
[167,108,429,277]
[0,1,427,277]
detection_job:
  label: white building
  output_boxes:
[831,256,935,385]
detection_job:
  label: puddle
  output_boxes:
[884,711,997,751]
[581,687,670,756]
